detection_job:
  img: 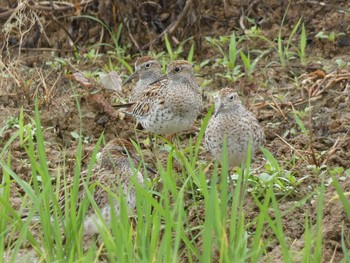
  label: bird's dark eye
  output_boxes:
[145,63,151,68]
[121,149,128,155]
[174,67,181,72]
[229,95,234,100]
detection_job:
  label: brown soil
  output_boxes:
[1,0,350,262]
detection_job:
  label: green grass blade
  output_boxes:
[187,43,195,62]
[313,172,325,262]
[201,173,218,262]
[164,34,174,61]
[302,212,311,263]
[250,191,272,261]
[331,176,350,220]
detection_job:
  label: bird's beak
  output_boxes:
[214,103,224,117]
[145,164,157,175]
[149,75,167,86]
[134,156,157,175]
[123,70,139,85]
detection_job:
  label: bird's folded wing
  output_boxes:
[125,80,168,117]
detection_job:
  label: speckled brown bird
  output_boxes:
[205,88,265,168]
[81,138,151,235]
[21,139,154,236]
[124,60,203,135]
[124,56,163,102]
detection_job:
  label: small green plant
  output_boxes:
[78,15,126,58]
[205,32,245,81]
[293,110,308,135]
[246,148,304,198]
[240,50,261,81]
[83,49,102,61]
[45,57,67,70]
[193,59,210,73]
[0,116,19,136]
[0,109,38,147]
[101,55,133,78]
[335,58,350,69]
[75,70,99,80]
[206,33,237,66]
[315,31,337,42]
[296,23,307,65]
[71,131,90,144]
[277,15,304,67]
[163,34,192,61]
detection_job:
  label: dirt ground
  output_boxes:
[1,0,350,262]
